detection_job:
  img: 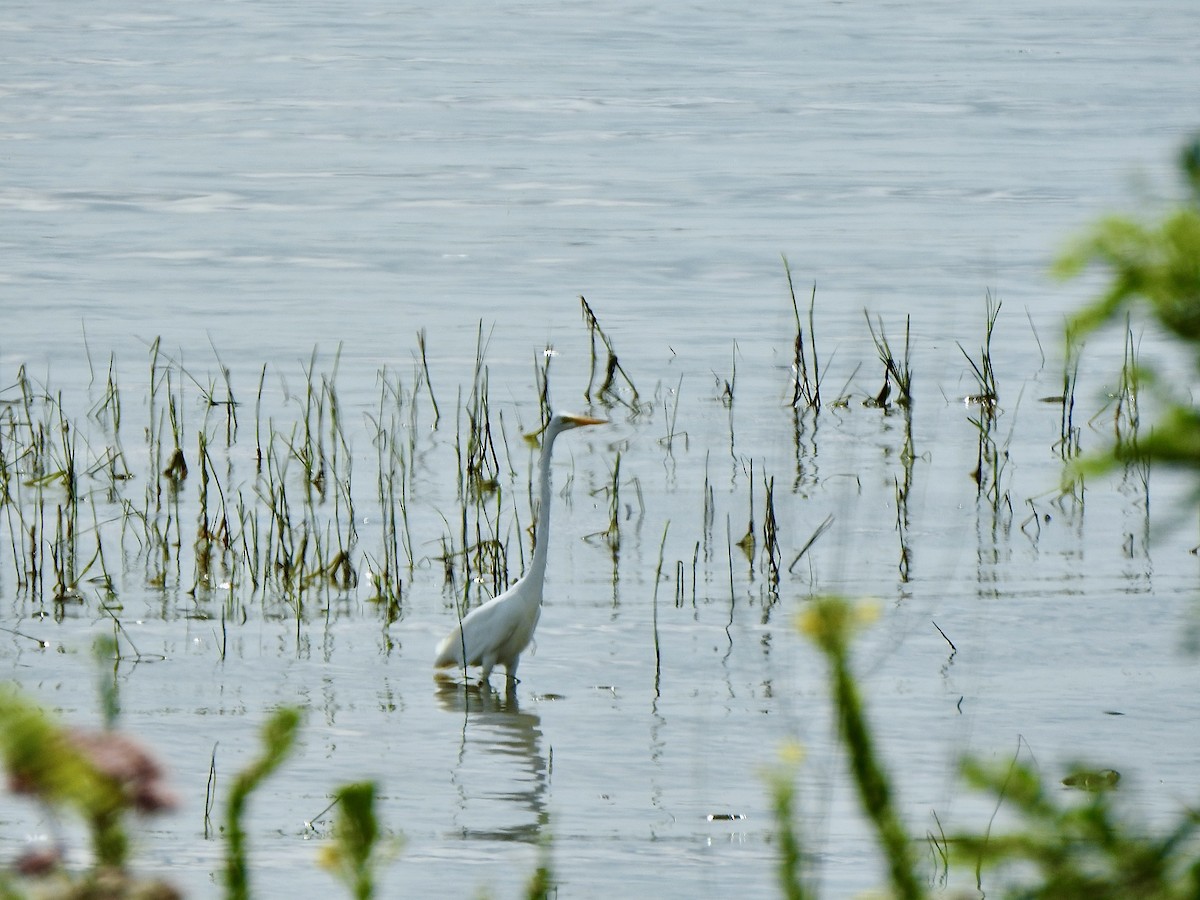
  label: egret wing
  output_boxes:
[434,592,528,668]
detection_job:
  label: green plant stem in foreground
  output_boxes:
[323,781,392,900]
[801,599,923,900]
[765,747,811,900]
[524,833,556,900]
[224,707,303,900]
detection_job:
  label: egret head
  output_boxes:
[529,412,607,443]
[557,412,607,430]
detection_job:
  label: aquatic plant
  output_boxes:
[580,295,639,408]
[865,311,912,409]
[782,255,822,411]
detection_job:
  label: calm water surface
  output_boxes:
[2,1,1199,897]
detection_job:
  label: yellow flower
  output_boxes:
[316,843,342,871]
[777,740,806,768]
[795,596,881,643]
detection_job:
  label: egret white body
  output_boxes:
[434,412,606,685]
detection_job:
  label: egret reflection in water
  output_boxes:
[435,675,550,843]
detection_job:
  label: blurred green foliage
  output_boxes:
[0,684,177,896]
[319,781,395,900]
[1058,134,1200,473]
[223,707,303,900]
[0,687,128,868]
[769,134,1200,899]
[956,759,1200,899]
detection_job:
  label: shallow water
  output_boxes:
[2,1,1199,897]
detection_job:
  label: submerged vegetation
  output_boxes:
[1,134,1199,897]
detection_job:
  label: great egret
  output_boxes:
[434,412,607,686]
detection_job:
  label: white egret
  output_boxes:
[434,412,607,686]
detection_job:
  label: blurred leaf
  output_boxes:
[224,707,303,900]
[1057,133,1200,481]
[1062,769,1121,792]
[322,781,396,900]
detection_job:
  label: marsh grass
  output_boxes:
[859,310,918,577]
[204,742,219,840]
[894,473,912,582]
[586,449,624,557]
[787,514,833,576]
[960,293,1013,514]
[416,328,441,429]
[1054,329,1084,463]
[865,311,912,409]
[760,474,780,597]
[651,520,669,693]
[782,255,822,411]
[366,367,411,605]
[0,342,415,636]
[580,295,639,408]
[659,375,687,453]
[534,345,554,428]
[737,458,756,559]
[1113,319,1143,455]
[960,292,1002,411]
[2,332,439,628]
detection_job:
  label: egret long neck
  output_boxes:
[527,424,559,586]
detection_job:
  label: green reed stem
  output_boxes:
[803,598,922,900]
[224,707,302,900]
